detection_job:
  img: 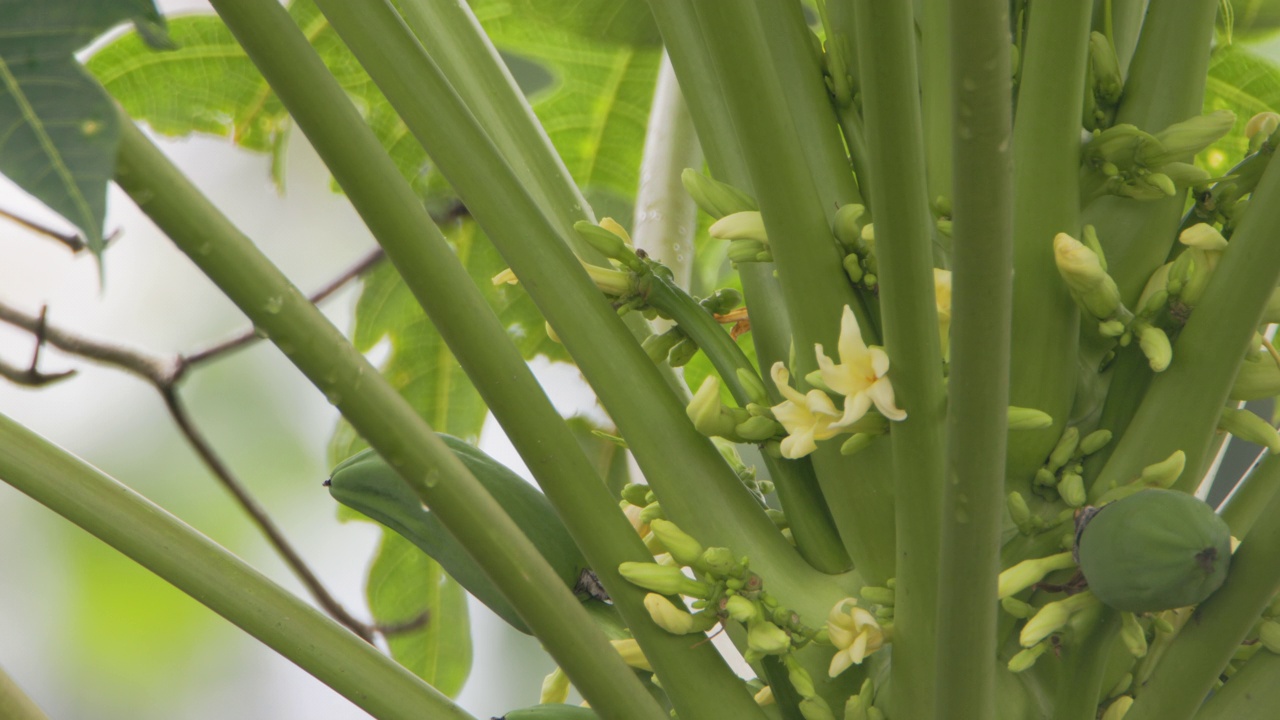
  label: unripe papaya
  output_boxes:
[1077,489,1231,613]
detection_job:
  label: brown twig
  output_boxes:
[0,249,388,641]
[0,206,121,254]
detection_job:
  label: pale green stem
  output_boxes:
[1193,650,1280,720]
[307,0,840,625]
[1124,472,1280,720]
[202,0,765,711]
[853,1,948,717]
[1091,150,1280,496]
[1051,612,1121,720]
[921,0,953,215]
[631,53,701,291]
[114,116,665,720]
[934,1,1014,717]
[0,664,49,720]
[0,413,476,720]
[1110,0,1149,77]
[1221,452,1280,538]
[1004,0,1092,492]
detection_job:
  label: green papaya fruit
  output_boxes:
[1077,489,1231,612]
[497,704,600,719]
[328,435,588,634]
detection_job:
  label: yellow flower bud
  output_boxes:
[747,618,793,655]
[648,519,705,567]
[610,638,653,671]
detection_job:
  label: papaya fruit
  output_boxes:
[1076,489,1231,612]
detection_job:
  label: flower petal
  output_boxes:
[837,305,870,363]
[866,378,907,421]
[833,392,873,429]
[828,648,855,678]
[869,346,891,379]
[771,362,807,405]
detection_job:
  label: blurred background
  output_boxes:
[3,3,1280,719]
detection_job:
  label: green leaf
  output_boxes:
[1220,0,1280,41]
[0,0,166,255]
[366,530,471,697]
[502,0,662,47]
[87,2,431,193]
[471,0,662,204]
[1203,44,1280,175]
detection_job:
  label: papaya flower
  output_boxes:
[826,597,886,677]
[934,269,952,361]
[770,362,846,459]
[815,305,907,427]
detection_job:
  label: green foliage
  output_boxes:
[1204,44,1280,174]
[0,0,166,255]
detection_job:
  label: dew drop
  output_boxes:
[264,295,284,314]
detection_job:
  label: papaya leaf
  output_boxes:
[503,0,661,47]
[366,530,470,697]
[1203,44,1280,176]
[1219,0,1280,42]
[86,1,431,193]
[0,0,167,256]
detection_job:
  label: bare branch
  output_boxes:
[0,206,120,254]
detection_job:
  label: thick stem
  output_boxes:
[1221,452,1280,538]
[0,413,476,720]
[1004,0,1092,491]
[934,1,1014,717]
[921,0,953,214]
[304,0,840,624]
[1193,650,1280,720]
[114,117,664,720]
[1124,475,1280,720]
[852,1,949,716]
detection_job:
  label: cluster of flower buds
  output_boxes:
[1092,449,1185,505]
[1081,111,1233,200]
[642,287,744,368]
[681,170,770,265]
[1083,31,1123,131]
[833,203,878,291]
[841,679,886,720]
[1054,228,1173,372]
[1006,590,1101,672]
[1030,425,1114,508]
[686,374,785,445]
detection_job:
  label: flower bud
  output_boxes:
[1086,124,1149,165]
[843,253,865,283]
[1020,601,1072,647]
[610,638,653,671]
[1059,472,1087,508]
[1089,32,1122,104]
[784,654,817,699]
[649,519,705,567]
[1144,172,1177,197]
[1139,449,1186,488]
[667,336,700,367]
[1008,492,1038,534]
[1259,619,1280,654]
[681,168,757,219]
[642,329,683,365]
[1007,642,1049,672]
[1137,324,1172,372]
[1180,223,1229,251]
[800,697,836,720]
[700,547,740,577]
[491,267,518,286]
[687,376,737,439]
[860,586,895,606]
[727,238,772,264]
[639,501,664,525]
[1001,596,1035,618]
[725,594,761,623]
[1035,467,1059,489]
[1120,612,1148,658]
[754,685,775,706]
[1048,426,1081,472]
[1219,407,1280,452]
[840,433,875,456]
[833,203,868,250]
[710,211,768,242]
[621,483,650,508]
[1246,111,1280,140]
[747,618,793,655]
[1008,406,1053,430]
[1101,696,1134,720]
[575,219,642,271]
[540,667,570,704]
[1079,429,1113,455]
[998,551,1077,599]
[644,593,712,634]
[1159,162,1211,187]
[620,562,712,597]
[1144,110,1235,166]
[735,415,780,442]
[1054,233,1123,321]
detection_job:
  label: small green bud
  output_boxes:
[1180,223,1229,251]
[843,253,865,283]
[736,415,780,442]
[727,239,772,264]
[1008,406,1054,430]
[736,368,770,406]
[700,547,740,577]
[687,376,737,439]
[649,519,705,567]
[747,618,792,655]
[1086,124,1150,165]
[840,433,875,456]
[1158,162,1211,187]
[843,696,868,720]
[1007,492,1037,534]
[700,287,743,315]
[1001,596,1035,619]
[1048,426,1081,471]
[860,586,895,606]
[642,329,683,365]
[1007,642,1050,672]
[667,336,699,367]
[642,593,717,634]
[1219,407,1280,452]
[540,666,570,704]
[680,168,758,219]
[1138,449,1186,488]
[710,211,768,242]
[1143,110,1236,166]
[799,697,836,720]
[832,203,868,249]
[1258,619,1280,654]
[574,219,643,272]
[1020,599,1072,647]
[619,562,713,597]
[998,551,1077,599]
[639,501,665,525]
[1059,472,1087,508]
[1144,172,1177,197]
[1089,32,1122,104]
[725,594,760,623]
[784,654,817,699]
[1099,319,1127,337]
[1101,696,1134,720]
[1035,467,1058,489]
[1079,429,1113,455]
[1109,673,1133,699]
[1054,233,1124,321]
[621,483,650,508]
[1137,324,1172,372]
[1120,612,1149,658]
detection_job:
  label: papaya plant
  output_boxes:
[6,0,1280,719]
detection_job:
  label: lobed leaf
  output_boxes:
[1203,44,1280,175]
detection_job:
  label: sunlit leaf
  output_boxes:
[366,531,471,696]
[0,0,167,255]
[1219,0,1280,41]
[1203,44,1280,175]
